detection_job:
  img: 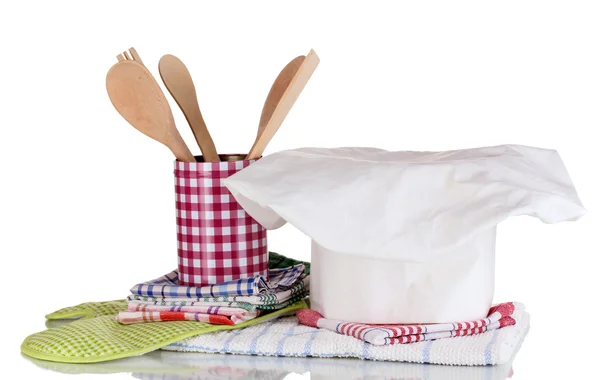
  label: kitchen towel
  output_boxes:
[21,300,308,363]
[117,280,309,325]
[164,307,529,366]
[116,308,259,325]
[297,302,521,345]
[21,251,311,363]
[130,263,306,298]
[127,277,309,308]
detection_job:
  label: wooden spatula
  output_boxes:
[256,55,306,139]
[246,49,320,160]
[159,54,220,162]
[106,59,196,162]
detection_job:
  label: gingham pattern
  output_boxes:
[297,302,520,346]
[174,157,267,286]
[127,280,309,311]
[264,264,306,289]
[127,276,310,310]
[129,264,305,298]
[269,251,311,275]
[45,301,127,320]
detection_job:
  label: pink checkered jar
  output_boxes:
[174,154,268,286]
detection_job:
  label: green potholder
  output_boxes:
[21,251,311,364]
[21,300,307,363]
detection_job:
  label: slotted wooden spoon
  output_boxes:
[106,60,196,162]
[247,49,320,160]
[159,54,220,162]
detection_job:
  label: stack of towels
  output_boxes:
[116,259,309,326]
[115,251,521,352]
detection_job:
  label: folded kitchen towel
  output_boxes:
[116,307,260,325]
[117,280,309,325]
[130,263,306,298]
[127,277,310,308]
[164,306,530,366]
[297,302,521,345]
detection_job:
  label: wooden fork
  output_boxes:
[116,47,144,66]
[107,47,196,162]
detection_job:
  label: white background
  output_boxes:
[1,1,598,378]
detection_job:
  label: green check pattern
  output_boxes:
[268,251,310,275]
[23,300,307,363]
[45,300,127,320]
[21,251,310,364]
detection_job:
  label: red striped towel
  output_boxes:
[297,302,521,345]
[116,306,260,325]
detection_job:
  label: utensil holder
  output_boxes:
[174,154,268,286]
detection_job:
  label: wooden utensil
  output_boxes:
[246,49,320,160]
[117,47,144,66]
[257,55,306,139]
[106,60,196,162]
[159,54,220,162]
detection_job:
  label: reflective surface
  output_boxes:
[25,350,514,380]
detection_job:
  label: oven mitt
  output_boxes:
[45,300,128,321]
[21,300,307,363]
[21,251,310,364]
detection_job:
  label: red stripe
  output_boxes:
[158,312,186,321]
[352,324,366,339]
[347,323,361,338]
[341,322,353,335]
[355,325,370,340]
[209,315,235,325]
[347,323,360,339]
[386,326,404,335]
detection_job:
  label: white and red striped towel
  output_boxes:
[116,304,260,325]
[165,305,529,366]
[297,302,521,345]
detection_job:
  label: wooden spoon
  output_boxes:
[159,54,220,162]
[246,49,320,160]
[257,55,306,139]
[106,60,196,162]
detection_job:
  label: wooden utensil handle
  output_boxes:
[186,107,220,162]
[246,49,320,160]
[158,54,220,163]
[169,131,197,162]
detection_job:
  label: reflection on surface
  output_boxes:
[25,350,515,379]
